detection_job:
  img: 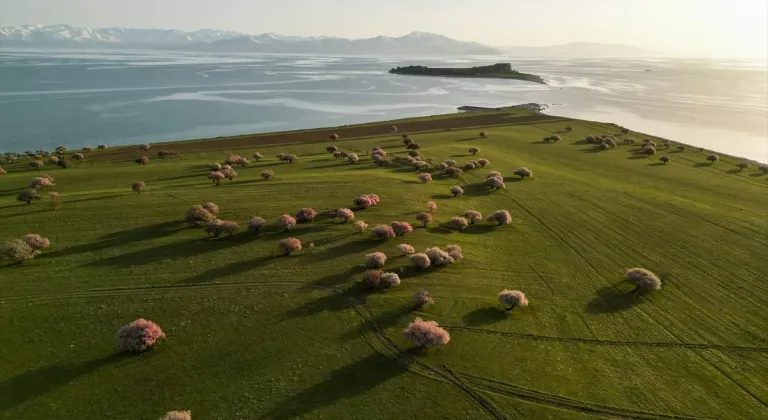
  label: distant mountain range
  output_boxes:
[0,24,500,55]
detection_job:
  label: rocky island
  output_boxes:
[388,63,546,84]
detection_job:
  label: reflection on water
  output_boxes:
[0,49,766,162]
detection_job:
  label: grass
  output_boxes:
[1,110,767,420]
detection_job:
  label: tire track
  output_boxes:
[1,280,311,302]
[352,304,508,420]
[460,374,713,420]
[410,324,768,352]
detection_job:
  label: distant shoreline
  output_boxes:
[389,63,546,84]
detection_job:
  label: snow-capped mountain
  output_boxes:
[0,24,500,55]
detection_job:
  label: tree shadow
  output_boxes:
[426,224,455,235]
[149,173,202,182]
[283,283,367,319]
[260,352,407,420]
[0,353,124,412]
[64,194,125,204]
[694,162,713,168]
[398,265,446,279]
[317,238,383,259]
[580,147,605,154]
[430,194,454,200]
[462,307,509,326]
[647,162,666,167]
[339,305,412,341]
[749,172,766,177]
[627,155,649,160]
[463,224,495,234]
[585,286,646,314]
[180,254,276,284]
[299,266,362,291]
[42,221,186,259]
[456,137,479,142]
[400,180,422,184]
[448,154,468,158]
[726,169,742,174]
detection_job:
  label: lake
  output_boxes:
[0,49,766,162]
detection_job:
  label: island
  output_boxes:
[388,63,546,84]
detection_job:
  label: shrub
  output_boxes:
[365,252,387,268]
[336,208,355,222]
[398,244,416,256]
[706,154,719,163]
[49,191,61,210]
[248,216,267,234]
[202,202,219,215]
[445,244,463,261]
[486,171,502,179]
[362,270,382,290]
[759,165,768,174]
[564,126,573,132]
[660,156,670,164]
[326,145,338,153]
[450,185,464,197]
[418,173,432,183]
[406,142,421,150]
[30,160,44,170]
[624,138,636,145]
[403,136,413,146]
[737,162,748,170]
[17,189,42,204]
[464,210,483,224]
[391,221,414,236]
[407,150,420,158]
[275,153,285,160]
[647,141,657,148]
[209,171,225,186]
[160,411,192,420]
[425,247,454,266]
[413,289,434,308]
[487,210,512,226]
[416,212,433,227]
[391,125,398,132]
[185,205,215,225]
[0,239,40,263]
[0,167,6,175]
[220,168,238,180]
[463,162,477,171]
[410,253,431,268]
[332,151,343,159]
[381,272,401,288]
[132,181,146,194]
[372,225,396,240]
[469,147,480,155]
[225,154,248,166]
[404,318,450,348]
[663,140,671,149]
[72,152,84,160]
[677,145,685,151]
[484,176,505,190]
[205,220,239,237]
[260,169,275,180]
[353,194,379,209]
[116,319,165,353]
[276,214,297,231]
[279,238,302,255]
[477,158,490,167]
[444,160,457,167]
[427,201,437,212]
[498,290,528,310]
[514,167,533,179]
[136,156,149,165]
[444,167,463,177]
[211,163,222,171]
[353,220,368,232]
[22,233,50,250]
[139,144,151,151]
[347,153,359,164]
[414,162,431,171]
[97,144,108,150]
[378,158,392,166]
[643,146,656,157]
[604,138,617,148]
[329,133,339,140]
[280,154,298,163]
[253,152,263,161]
[600,143,611,150]
[550,135,562,142]
[479,131,488,138]
[83,146,94,152]
[296,208,318,223]
[621,128,630,134]
[30,176,55,189]
[450,217,469,231]
[625,268,662,291]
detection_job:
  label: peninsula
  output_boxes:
[388,63,546,84]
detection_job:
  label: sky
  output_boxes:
[1,0,767,57]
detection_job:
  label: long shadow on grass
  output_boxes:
[42,221,186,259]
[181,254,277,284]
[0,353,123,412]
[299,266,363,291]
[340,305,412,341]
[85,231,252,268]
[462,307,509,326]
[261,352,407,420]
[283,283,367,319]
[585,286,645,314]
[56,194,125,205]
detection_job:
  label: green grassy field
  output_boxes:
[1,111,767,420]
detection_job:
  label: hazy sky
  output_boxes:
[2,0,767,57]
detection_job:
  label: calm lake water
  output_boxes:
[1,49,766,162]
